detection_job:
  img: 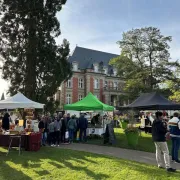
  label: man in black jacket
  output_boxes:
[79,114,88,142]
[152,112,176,172]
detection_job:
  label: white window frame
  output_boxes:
[94,65,98,72]
[104,67,108,74]
[114,68,117,76]
[67,78,72,88]
[78,94,83,101]
[78,78,84,89]
[73,63,78,71]
[66,94,71,104]
[94,79,99,89]
[114,82,118,90]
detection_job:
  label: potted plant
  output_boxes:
[124,111,139,147]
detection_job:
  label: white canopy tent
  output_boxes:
[0,92,44,109]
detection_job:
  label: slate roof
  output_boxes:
[68,46,119,71]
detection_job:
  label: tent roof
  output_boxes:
[122,92,180,110]
[64,92,114,111]
[0,92,44,109]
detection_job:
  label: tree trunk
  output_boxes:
[24,9,37,100]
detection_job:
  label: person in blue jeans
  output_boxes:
[79,114,88,142]
[67,115,77,143]
[168,112,180,163]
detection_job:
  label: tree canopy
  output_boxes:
[0,0,72,110]
[110,27,180,100]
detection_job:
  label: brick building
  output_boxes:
[55,46,127,109]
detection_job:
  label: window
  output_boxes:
[114,82,118,90]
[104,67,108,74]
[94,65,98,72]
[73,64,78,71]
[66,94,71,104]
[67,79,72,88]
[78,78,84,88]
[78,94,83,101]
[114,68,117,76]
[72,62,78,71]
[104,81,108,89]
[94,79,99,89]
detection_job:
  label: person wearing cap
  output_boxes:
[168,112,180,163]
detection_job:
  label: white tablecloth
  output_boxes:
[86,128,105,136]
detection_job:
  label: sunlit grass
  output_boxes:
[0,147,179,180]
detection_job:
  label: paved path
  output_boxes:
[59,143,180,170]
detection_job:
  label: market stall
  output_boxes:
[64,92,114,136]
[0,92,44,151]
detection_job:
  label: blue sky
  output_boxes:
[1,0,180,95]
[57,0,180,58]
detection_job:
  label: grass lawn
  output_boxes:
[86,128,173,153]
[0,147,179,180]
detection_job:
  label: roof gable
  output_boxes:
[69,46,119,70]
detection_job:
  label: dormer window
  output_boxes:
[104,66,108,74]
[114,68,117,76]
[72,61,78,71]
[93,63,99,73]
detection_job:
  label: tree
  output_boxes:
[165,68,180,103]
[0,0,72,109]
[110,27,180,99]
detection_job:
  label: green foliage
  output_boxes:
[163,67,180,103]
[124,127,139,134]
[110,27,180,100]
[169,91,180,103]
[0,0,72,111]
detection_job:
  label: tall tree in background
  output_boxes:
[165,68,180,103]
[0,0,72,109]
[110,27,180,100]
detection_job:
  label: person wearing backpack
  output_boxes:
[152,111,176,172]
[168,112,180,163]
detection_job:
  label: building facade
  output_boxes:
[55,46,127,109]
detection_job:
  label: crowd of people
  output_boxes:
[38,113,88,146]
[152,111,180,172]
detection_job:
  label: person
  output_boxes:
[79,114,88,142]
[61,114,67,143]
[38,116,45,146]
[67,115,77,143]
[152,111,176,172]
[2,112,10,130]
[67,113,71,123]
[43,117,49,145]
[91,115,96,126]
[49,119,55,146]
[54,117,62,146]
[168,112,180,163]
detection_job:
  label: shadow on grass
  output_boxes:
[63,160,109,179]
[0,160,32,180]
[34,170,49,176]
[0,146,179,180]
[0,147,109,180]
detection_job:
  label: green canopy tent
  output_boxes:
[64,92,114,111]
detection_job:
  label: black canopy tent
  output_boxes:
[119,92,180,110]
